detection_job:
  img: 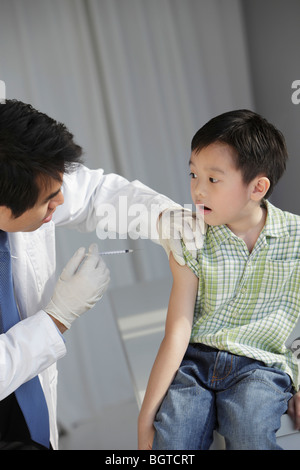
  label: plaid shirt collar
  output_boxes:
[207,200,289,248]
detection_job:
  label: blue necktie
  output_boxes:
[0,231,50,448]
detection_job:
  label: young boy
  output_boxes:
[138,109,300,450]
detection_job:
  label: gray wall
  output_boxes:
[242,0,300,215]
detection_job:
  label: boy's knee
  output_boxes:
[225,419,280,450]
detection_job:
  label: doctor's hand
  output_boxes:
[45,244,110,331]
[158,206,206,266]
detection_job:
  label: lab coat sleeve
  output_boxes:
[53,165,180,239]
[0,311,66,400]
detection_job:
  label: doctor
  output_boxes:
[0,99,203,449]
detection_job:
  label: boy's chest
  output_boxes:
[199,240,300,311]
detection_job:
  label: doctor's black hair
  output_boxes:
[0,99,83,217]
[191,109,288,199]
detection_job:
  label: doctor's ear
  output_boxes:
[250,176,270,202]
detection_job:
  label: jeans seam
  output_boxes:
[199,397,216,450]
[211,352,234,385]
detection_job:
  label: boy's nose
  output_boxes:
[195,181,206,198]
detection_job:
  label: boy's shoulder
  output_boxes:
[266,201,300,243]
[269,201,300,228]
[181,239,200,277]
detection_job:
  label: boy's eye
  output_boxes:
[189,172,197,179]
[209,177,218,183]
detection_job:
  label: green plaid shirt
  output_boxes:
[182,201,300,388]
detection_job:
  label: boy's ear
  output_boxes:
[251,176,270,201]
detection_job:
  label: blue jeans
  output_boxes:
[153,343,294,450]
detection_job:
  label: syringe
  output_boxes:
[98,249,134,255]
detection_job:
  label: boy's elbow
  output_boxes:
[163,326,191,348]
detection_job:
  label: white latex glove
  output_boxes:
[158,206,205,265]
[45,244,110,329]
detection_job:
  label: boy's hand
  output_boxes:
[287,391,300,430]
[138,419,155,450]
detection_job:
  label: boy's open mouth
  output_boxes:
[196,204,212,215]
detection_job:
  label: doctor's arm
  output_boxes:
[0,244,110,400]
[0,312,66,400]
[54,165,204,265]
[138,253,198,450]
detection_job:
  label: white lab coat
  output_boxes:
[0,165,175,449]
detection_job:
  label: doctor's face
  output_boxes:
[0,175,64,232]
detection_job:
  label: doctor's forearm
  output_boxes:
[0,311,66,400]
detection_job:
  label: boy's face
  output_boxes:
[189,142,260,231]
[0,175,64,232]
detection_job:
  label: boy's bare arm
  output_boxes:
[138,253,198,450]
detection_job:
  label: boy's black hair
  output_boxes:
[191,109,288,198]
[0,99,83,217]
